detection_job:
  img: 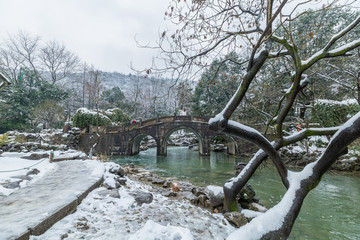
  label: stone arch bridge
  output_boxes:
[78,115,240,156]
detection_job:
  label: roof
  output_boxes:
[0,72,10,89]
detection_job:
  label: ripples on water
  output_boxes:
[112,147,360,240]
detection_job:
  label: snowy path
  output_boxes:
[30,176,235,240]
[0,160,104,240]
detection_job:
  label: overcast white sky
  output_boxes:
[0,0,170,74]
[0,0,359,75]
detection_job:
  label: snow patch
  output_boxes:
[206,185,223,196]
[129,220,194,240]
[314,98,358,106]
[241,209,264,218]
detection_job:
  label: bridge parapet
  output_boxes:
[192,116,209,122]
[96,115,210,133]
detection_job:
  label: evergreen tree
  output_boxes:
[192,52,244,117]
[0,68,68,133]
[100,87,126,109]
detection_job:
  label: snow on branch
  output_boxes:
[301,38,360,71]
[211,40,272,123]
[222,120,289,188]
[323,15,360,52]
[224,149,268,190]
[327,39,360,56]
[268,50,290,58]
[315,111,360,173]
[301,15,360,71]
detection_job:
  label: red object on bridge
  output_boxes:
[297,124,302,132]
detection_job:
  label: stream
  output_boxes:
[112,146,360,240]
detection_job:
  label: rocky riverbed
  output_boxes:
[27,160,268,239]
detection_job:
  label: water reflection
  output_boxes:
[112,147,360,240]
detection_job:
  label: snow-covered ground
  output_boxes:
[31,174,235,240]
[0,149,237,239]
[0,149,87,197]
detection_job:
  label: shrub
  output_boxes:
[104,108,131,124]
[73,108,112,128]
[312,99,360,127]
[0,133,9,148]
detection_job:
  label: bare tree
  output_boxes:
[39,40,80,85]
[126,75,178,118]
[6,31,40,76]
[154,0,360,238]
[86,68,103,111]
[312,48,360,104]
[0,47,25,83]
[0,31,39,83]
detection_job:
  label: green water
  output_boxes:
[112,147,360,240]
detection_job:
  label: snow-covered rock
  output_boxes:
[205,185,224,207]
[129,220,193,240]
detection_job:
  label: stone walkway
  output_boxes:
[0,160,104,240]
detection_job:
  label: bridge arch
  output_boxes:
[130,133,159,155]
[209,134,238,155]
[160,126,208,156]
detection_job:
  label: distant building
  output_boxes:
[0,72,10,89]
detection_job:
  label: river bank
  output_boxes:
[30,162,239,240]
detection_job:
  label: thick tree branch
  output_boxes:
[222,124,340,213]
[209,40,272,131]
[223,120,289,187]
[283,127,340,145]
[227,112,360,238]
